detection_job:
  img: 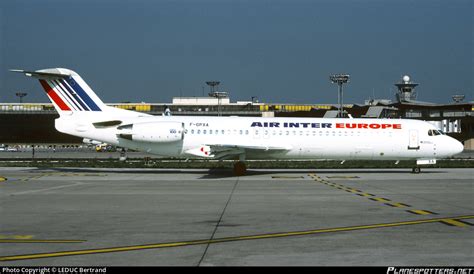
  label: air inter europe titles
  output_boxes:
[250,122,402,129]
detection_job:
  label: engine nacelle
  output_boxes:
[117,121,184,143]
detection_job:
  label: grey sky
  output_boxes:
[1,0,472,105]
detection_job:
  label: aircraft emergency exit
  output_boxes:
[11,68,464,175]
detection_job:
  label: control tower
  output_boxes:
[395,75,418,103]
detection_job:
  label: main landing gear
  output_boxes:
[233,161,247,176]
[233,154,247,176]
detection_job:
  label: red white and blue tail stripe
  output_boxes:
[38,77,102,112]
[10,68,105,114]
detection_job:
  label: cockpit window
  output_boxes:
[428,129,444,136]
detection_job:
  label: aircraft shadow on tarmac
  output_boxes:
[33,167,449,179]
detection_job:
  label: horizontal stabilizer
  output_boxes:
[10,69,71,79]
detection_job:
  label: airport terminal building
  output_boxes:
[1,76,473,149]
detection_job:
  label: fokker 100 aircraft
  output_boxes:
[11,68,463,175]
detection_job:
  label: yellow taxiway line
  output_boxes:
[0,239,85,244]
[1,215,473,262]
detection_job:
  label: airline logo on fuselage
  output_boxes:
[250,122,402,129]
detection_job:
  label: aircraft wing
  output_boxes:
[184,143,292,159]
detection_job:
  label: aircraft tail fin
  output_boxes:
[10,68,108,115]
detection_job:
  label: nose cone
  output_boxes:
[453,139,464,155]
[438,137,464,158]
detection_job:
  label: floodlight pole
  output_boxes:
[206,81,222,116]
[209,91,228,117]
[329,74,350,118]
[15,92,28,103]
[338,83,343,118]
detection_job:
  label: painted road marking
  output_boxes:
[0,235,34,240]
[406,210,438,216]
[10,182,86,195]
[345,188,362,192]
[385,203,411,208]
[369,197,392,203]
[0,234,85,243]
[271,176,305,179]
[0,239,86,243]
[19,175,44,182]
[12,172,106,182]
[1,215,472,262]
[327,176,360,179]
[439,219,473,227]
[308,173,439,216]
[357,193,375,197]
[55,173,107,177]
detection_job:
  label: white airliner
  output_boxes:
[11,68,463,175]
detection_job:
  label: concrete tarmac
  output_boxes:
[0,167,472,266]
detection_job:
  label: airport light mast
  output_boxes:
[206,81,220,93]
[452,95,465,103]
[209,91,228,117]
[15,92,27,103]
[206,81,225,116]
[330,74,350,118]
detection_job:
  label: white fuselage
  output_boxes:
[55,114,463,161]
[12,68,463,163]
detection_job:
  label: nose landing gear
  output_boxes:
[412,159,436,174]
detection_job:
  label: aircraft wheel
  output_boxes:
[233,161,247,176]
[412,167,421,174]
